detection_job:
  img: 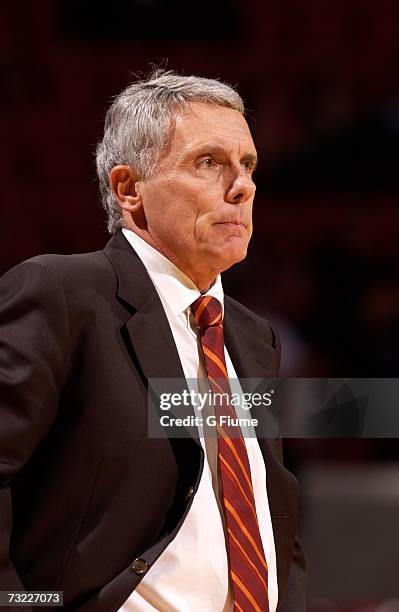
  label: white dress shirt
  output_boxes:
[119,228,278,612]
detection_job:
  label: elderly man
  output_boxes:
[0,71,305,611]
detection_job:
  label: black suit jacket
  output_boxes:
[0,230,306,611]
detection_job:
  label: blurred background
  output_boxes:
[1,0,398,609]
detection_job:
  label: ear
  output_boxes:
[109,165,142,212]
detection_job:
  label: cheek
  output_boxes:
[151,195,199,241]
[169,187,208,228]
[144,176,217,239]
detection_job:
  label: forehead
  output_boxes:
[170,102,256,156]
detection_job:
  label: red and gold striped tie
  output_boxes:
[191,295,269,612]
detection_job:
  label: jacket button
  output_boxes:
[131,558,149,575]
[185,486,195,501]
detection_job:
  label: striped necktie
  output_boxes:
[191,295,269,612]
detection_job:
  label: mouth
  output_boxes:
[215,221,246,229]
[214,221,247,236]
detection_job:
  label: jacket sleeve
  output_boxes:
[0,261,69,591]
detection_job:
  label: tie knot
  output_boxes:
[191,296,223,331]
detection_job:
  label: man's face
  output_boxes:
[137,102,257,288]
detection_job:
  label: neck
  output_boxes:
[124,225,218,292]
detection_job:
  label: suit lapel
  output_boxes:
[103,230,200,442]
[103,230,185,381]
[223,297,278,381]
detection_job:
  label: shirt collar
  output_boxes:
[121,228,224,324]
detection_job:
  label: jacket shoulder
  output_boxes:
[2,250,115,296]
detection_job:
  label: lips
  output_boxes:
[215,220,246,228]
[214,222,247,236]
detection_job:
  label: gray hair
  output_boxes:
[95,69,245,234]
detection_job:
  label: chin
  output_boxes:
[218,244,248,271]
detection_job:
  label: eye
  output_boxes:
[199,157,217,169]
[242,159,257,174]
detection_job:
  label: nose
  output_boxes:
[225,167,256,204]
